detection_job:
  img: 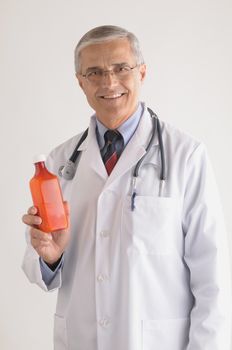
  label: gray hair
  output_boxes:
[74,25,145,74]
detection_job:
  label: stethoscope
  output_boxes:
[59,107,166,211]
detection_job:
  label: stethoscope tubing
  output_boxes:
[59,107,166,211]
[130,108,166,210]
[133,115,157,177]
[70,128,89,163]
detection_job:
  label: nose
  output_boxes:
[100,71,118,87]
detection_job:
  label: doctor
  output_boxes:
[22,25,231,350]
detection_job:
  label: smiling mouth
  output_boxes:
[99,93,126,99]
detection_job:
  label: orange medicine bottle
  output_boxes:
[29,154,68,233]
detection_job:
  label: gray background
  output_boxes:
[0,0,231,348]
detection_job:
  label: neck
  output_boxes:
[100,115,130,129]
[96,104,139,129]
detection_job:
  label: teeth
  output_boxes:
[102,93,123,99]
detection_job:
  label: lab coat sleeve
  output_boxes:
[22,226,63,292]
[182,143,231,349]
[39,256,64,285]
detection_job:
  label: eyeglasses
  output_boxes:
[81,64,139,84]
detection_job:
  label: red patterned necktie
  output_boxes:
[101,130,124,175]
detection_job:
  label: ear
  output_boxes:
[139,64,146,82]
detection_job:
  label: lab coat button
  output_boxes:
[100,230,109,238]
[99,317,110,328]
[97,274,108,282]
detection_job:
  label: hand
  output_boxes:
[22,202,70,265]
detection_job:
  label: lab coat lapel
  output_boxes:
[81,116,107,180]
[104,106,159,188]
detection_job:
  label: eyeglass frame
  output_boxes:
[80,63,140,83]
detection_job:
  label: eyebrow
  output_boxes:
[85,62,131,72]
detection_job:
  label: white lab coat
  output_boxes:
[22,103,231,350]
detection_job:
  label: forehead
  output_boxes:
[79,38,135,70]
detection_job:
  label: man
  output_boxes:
[22,25,231,350]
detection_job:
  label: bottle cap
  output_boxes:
[33,154,46,164]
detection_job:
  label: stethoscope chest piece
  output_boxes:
[59,160,76,180]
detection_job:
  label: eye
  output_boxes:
[86,70,101,78]
[118,65,131,73]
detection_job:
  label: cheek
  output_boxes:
[127,78,141,93]
[128,82,140,98]
[82,86,96,101]
[86,94,97,107]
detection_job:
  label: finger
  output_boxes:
[22,214,42,226]
[27,206,38,215]
[31,236,51,250]
[30,227,52,242]
[63,201,70,217]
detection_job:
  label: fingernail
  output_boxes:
[35,217,42,225]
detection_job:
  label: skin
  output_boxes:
[22,203,70,265]
[22,37,146,264]
[77,38,146,129]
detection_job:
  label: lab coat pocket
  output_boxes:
[122,196,180,255]
[54,314,68,350]
[142,318,189,350]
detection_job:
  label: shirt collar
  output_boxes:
[95,102,144,149]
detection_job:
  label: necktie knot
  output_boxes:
[104,130,121,144]
[101,129,124,175]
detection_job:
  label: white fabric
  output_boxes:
[22,103,231,350]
